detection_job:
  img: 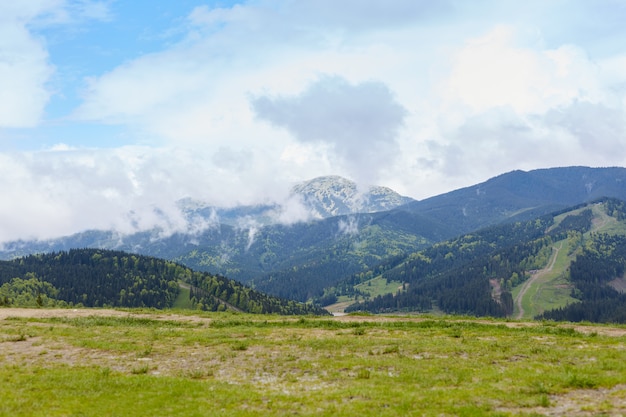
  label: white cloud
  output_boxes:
[385,22,626,195]
[269,196,312,225]
[0,147,205,242]
[3,1,626,242]
[337,216,359,236]
[0,144,329,243]
[77,54,213,123]
[0,1,114,128]
[251,76,406,186]
[442,26,603,117]
[0,3,56,127]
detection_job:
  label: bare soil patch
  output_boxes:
[324,301,354,315]
[498,385,626,417]
[490,278,503,303]
[0,307,212,324]
[608,276,626,293]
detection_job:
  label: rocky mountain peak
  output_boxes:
[291,175,414,218]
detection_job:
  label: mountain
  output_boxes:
[403,166,626,233]
[1,166,626,315]
[176,175,415,228]
[345,198,626,322]
[0,176,425,300]
[291,175,414,218]
[177,198,278,227]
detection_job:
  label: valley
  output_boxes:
[2,166,626,322]
[2,167,626,415]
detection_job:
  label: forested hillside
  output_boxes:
[538,200,626,322]
[346,198,626,321]
[248,215,440,302]
[345,213,560,316]
[0,249,327,315]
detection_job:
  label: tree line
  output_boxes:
[0,249,181,308]
[0,248,328,315]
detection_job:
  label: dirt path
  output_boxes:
[0,307,216,325]
[0,307,129,320]
[514,243,562,319]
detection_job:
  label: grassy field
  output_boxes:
[2,308,626,416]
[172,282,194,309]
[590,203,626,236]
[173,282,194,310]
[355,276,404,298]
[325,277,403,314]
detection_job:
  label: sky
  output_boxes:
[2,0,626,243]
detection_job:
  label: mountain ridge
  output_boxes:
[291,175,414,219]
[176,175,415,228]
[401,165,626,233]
[2,166,626,316]
[2,166,626,322]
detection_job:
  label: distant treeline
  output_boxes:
[0,248,327,315]
[185,268,327,315]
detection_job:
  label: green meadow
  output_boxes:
[1,309,626,416]
[355,276,404,298]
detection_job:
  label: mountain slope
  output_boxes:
[0,248,327,315]
[0,177,435,297]
[402,166,626,234]
[346,198,626,322]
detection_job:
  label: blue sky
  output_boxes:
[2,0,626,242]
[11,1,232,148]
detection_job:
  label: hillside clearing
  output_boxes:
[514,242,569,319]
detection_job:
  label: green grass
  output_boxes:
[590,203,626,235]
[512,240,577,319]
[172,283,194,309]
[326,277,403,314]
[355,276,403,298]
[2,309,626,416]
[530,272,574,312]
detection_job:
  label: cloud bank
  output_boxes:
[1,1,626,243]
